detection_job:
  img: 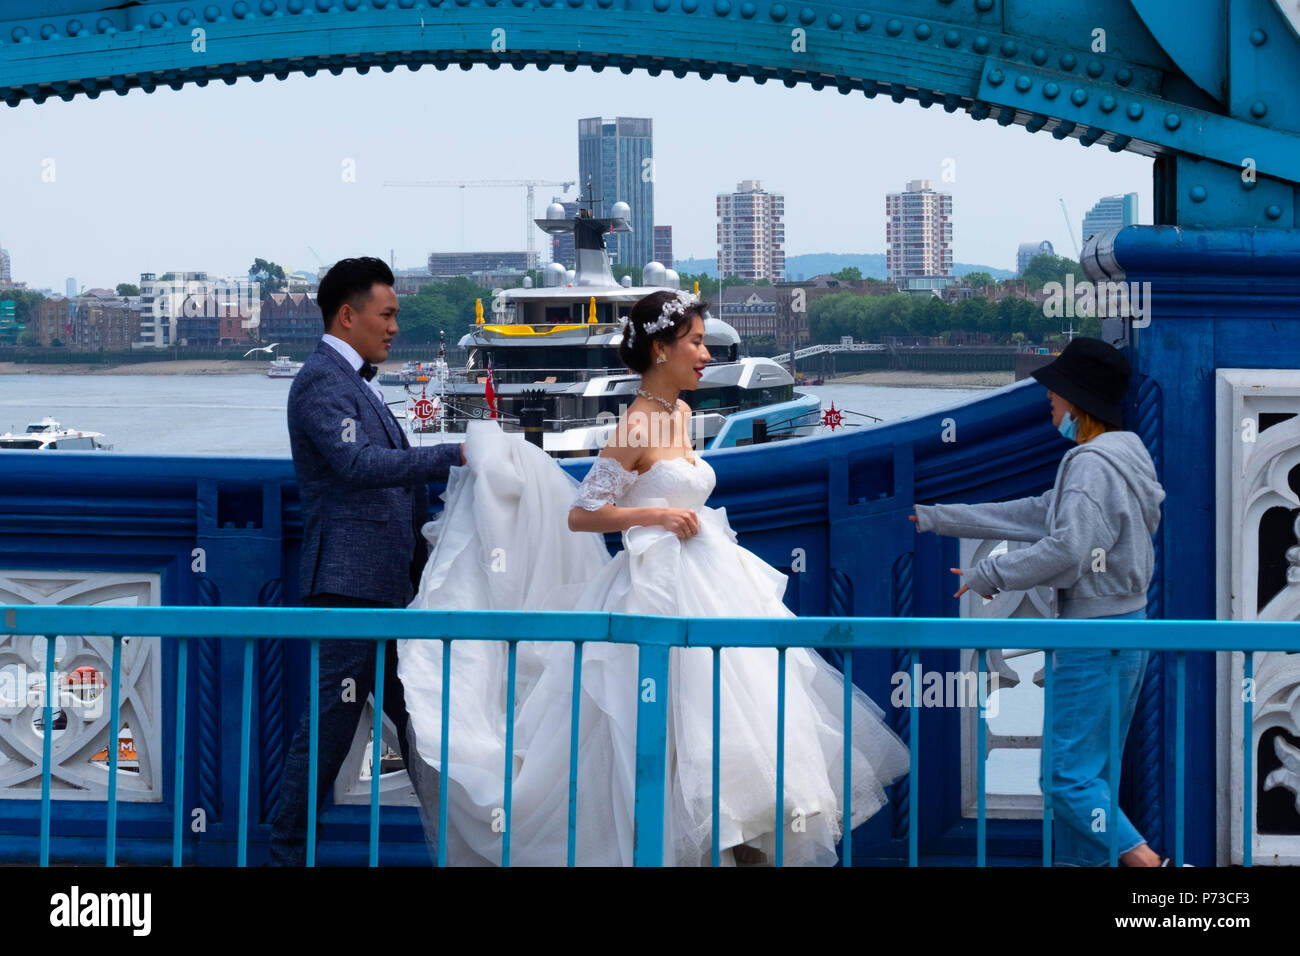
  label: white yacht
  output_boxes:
[0,418,111,451]
[423,189,820,456]
[267,355,303,378]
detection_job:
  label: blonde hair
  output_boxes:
[1073,406,1118,443]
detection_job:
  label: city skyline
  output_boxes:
[0,67,1151,291]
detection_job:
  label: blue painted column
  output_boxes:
[1084,225,1300,865]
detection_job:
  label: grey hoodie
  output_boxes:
[913,430,1165,619]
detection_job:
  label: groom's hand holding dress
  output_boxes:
[269,257,462,866]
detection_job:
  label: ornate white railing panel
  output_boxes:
[1216,369,1300,866]
[959,538,1054,819]
[0,571,161,802]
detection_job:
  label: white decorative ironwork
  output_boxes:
[958,538,1053,819]
[0,571,162,802]
[1215,369,1300,866]
[334,699,418,807]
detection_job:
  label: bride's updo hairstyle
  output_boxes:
[618,290,710,374]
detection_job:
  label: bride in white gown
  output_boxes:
[397,290,909,866]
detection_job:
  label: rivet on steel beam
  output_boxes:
[854,12,871,29]
[1264,204,1282,220]
[1031,48,1047,65]
[943,29,960,47]
[1250,101,1267,119]
[972,35,989,54]
[1070,88,1087,106]
[1000,40,1017,58]
[1189,185,1207,203]
[1249,28,1266,46]
[1014,74,1031,93]
[885,18,902,35]
[914,23,931,40]
[1163,112,1180,130]
[987,69,1004,86]
[1115,67,1132,85]
[1126,102,1143,120]
[1042,81,1059,99]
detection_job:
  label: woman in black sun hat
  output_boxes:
[912,337,1174,866]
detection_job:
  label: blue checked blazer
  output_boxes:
[287,340,460,607]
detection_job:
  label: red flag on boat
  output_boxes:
[485,356,498,419]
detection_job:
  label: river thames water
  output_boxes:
[0,375,991,457]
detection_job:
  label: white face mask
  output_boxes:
[1058,411,1079,441]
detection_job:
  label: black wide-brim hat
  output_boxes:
[1030,337,1130,428]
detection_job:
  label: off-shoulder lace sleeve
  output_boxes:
[572,456,639,511]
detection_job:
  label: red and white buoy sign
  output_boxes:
[412,387,437,425]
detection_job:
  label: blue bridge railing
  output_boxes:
[2,605,1293,867]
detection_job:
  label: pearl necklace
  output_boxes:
[636,387,677,413]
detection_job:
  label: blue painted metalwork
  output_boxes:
[437,640,450,868]
[775,646,787,867]
[307,639,319,868]
[1174,651,1185,867]
[370,640,385,867]
[1108,651,1120,866]
[0,2,1296,229]
[172,637,188,868]
[39,634,53,867]
[840,649,852,868]
[711,647,721,868]
[567,639,583,868]
[106,634,122,865]
[976,648,986,867]
[1042,660,1053,867]
[3,605,1294,868]
[502,640,518,867]
[237,637,253,867]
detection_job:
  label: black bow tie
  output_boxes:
[358,362,379,382]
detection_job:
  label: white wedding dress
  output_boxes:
[397,421,908,866]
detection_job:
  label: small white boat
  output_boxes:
[0,418,111,450]
[267,355,303,378]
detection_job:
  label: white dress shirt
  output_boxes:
[322,333,385,403]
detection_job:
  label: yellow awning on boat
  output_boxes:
[480,324,589,336]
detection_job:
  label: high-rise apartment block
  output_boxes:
[886,179,953,279]
[716,180,786,282]
[578,116,654,269]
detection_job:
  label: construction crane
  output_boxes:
[382,179,576,269]
[1059,198,1082,260]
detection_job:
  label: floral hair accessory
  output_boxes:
[625,290,698,345]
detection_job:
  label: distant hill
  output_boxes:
[673,253,1015,281]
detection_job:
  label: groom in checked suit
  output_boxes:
[269,256,463,866]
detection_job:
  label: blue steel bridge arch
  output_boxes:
[1,1,1298,867]
[0,0,1298,229]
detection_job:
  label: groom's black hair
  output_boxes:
[619,290,709,373]
[318,257,396,330]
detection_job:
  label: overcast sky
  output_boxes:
[0,65,1151,291]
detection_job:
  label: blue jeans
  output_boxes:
[1040,608,1149,866]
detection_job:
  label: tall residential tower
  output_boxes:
[885,179,953,280]
[716,180,786,282]
[577,117,654,269]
